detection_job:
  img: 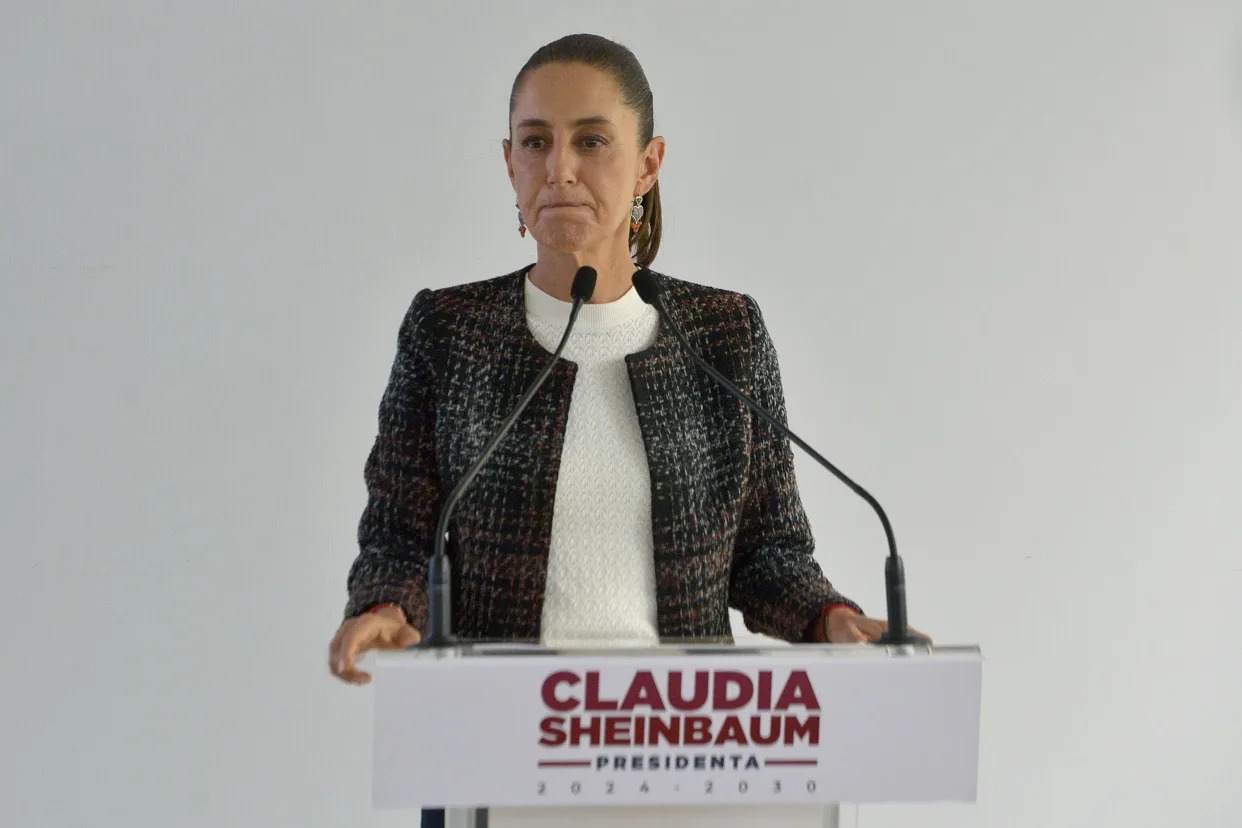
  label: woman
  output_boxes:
[329,33,908,688]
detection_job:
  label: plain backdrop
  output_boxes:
[2,2,1241,826]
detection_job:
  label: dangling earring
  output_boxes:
[516,201,527,238]
[630,195,645,234]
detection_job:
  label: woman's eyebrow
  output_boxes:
[516,116,615,129]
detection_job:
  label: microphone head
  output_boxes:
[570,266,598,302]
[631,268,661,305]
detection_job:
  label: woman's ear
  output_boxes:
[502,138,515,186]
[638,136,666,193]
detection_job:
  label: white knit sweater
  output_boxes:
[524,274,661,648]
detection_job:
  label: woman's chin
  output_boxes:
[534,222,601,253]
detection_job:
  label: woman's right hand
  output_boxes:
[329,605,421,685]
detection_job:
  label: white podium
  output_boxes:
[372,642,982,827]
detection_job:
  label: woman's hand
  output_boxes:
[329,605,421,685]
[822,607,930,644]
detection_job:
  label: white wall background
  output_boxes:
[2,1,1240,826]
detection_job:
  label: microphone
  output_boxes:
[422,265,598,648]
[631,270,928,647]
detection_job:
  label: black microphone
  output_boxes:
[422,265,598,648]
[631,269,928,647]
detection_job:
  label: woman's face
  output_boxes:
[504,62,662,256]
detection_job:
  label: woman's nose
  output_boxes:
[546,139,577,184]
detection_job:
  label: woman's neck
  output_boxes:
[528,244,639,304]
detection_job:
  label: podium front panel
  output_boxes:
[372,643,981,810]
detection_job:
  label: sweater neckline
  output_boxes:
[509,263,675,364]
[524,270,652,331]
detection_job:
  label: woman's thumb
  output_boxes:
[396,625,421,648]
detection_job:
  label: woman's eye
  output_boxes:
[520,135,605,150]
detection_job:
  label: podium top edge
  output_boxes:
[376,642,982,661]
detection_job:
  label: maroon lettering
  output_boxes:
[668,671,709,710]
[542,671,580,712]
[783,715,821,746]
[713,671,753,710]
[685,716,713,746]
[749,716,781,746]
[539,716,567,746]
[713,715,747,746]
[620,671,666,711]
[650,716,680,746]
[775,671,820,711]
[584,672,619,711]
[604,716,632,746]
[570,716,602,746]
[757,671,772,710]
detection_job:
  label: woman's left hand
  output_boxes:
[822,608,930,644]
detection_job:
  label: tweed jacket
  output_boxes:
[343,263,861,643]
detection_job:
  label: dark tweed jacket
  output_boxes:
[343,263,861,643]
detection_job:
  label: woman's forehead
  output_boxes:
[512,63,631,125]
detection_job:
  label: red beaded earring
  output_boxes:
[629,195,644,234]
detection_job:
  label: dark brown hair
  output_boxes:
[508,33,663,268]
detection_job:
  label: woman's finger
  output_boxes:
[339,618,377,679]
[339,658,371,684]
[340,665,371,684]
[377,624,401,648]
[342,632,381,684]
[849,623,871,643]
[328,625,348,675]
[395,625,421,648]
[375,620,422,650]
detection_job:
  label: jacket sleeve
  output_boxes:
[727,294,863,642]
[342,289,441,631]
